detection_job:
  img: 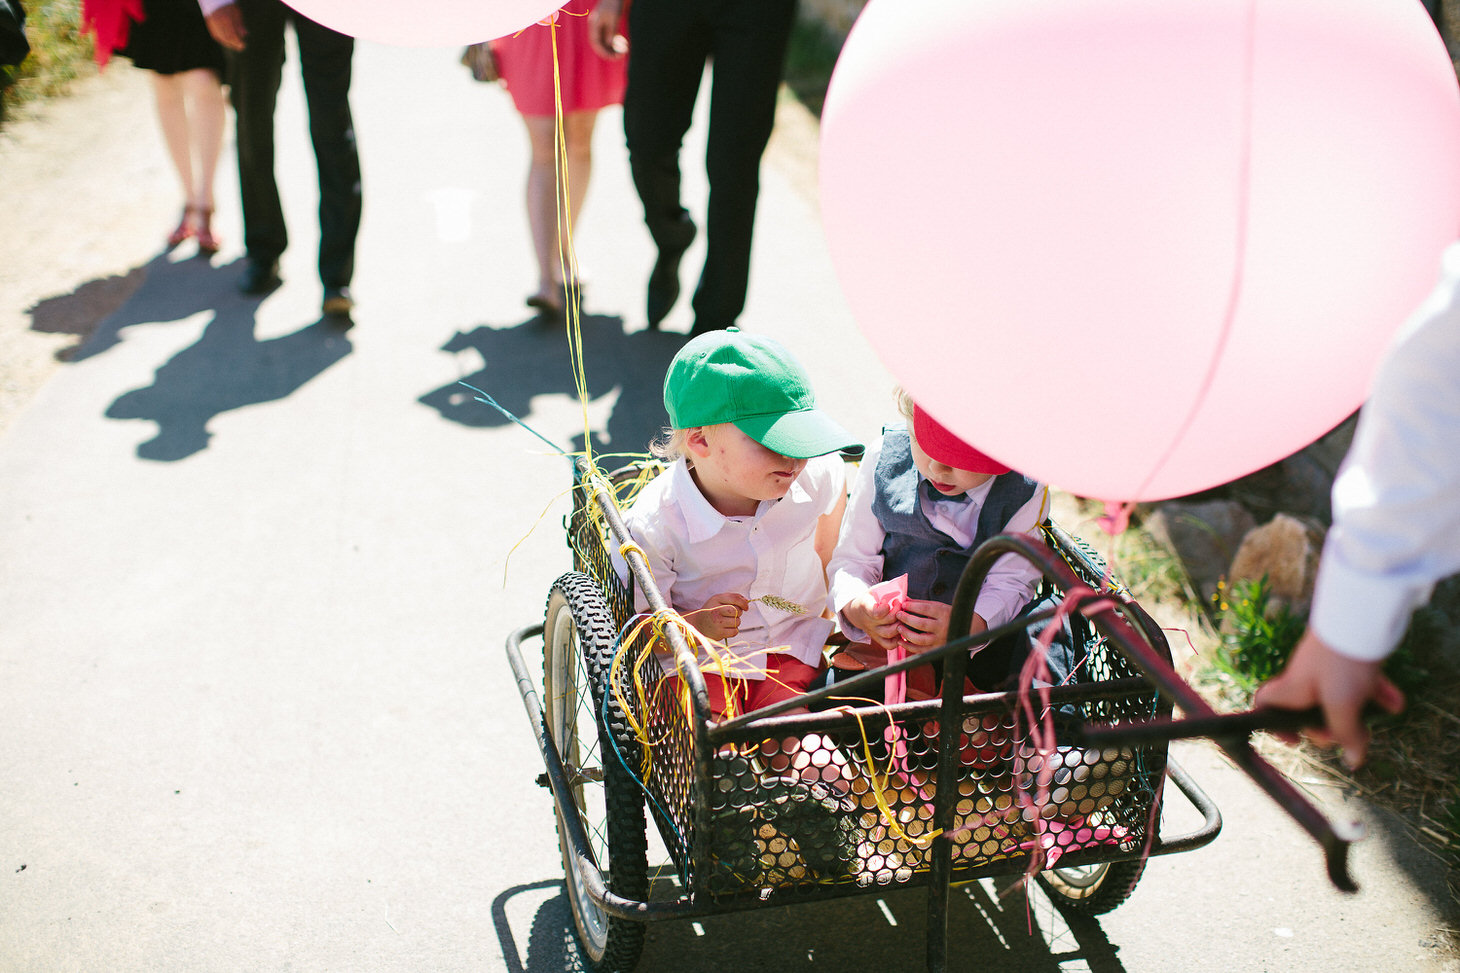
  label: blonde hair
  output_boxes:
[649,427,693,462]
[894,386,915,423]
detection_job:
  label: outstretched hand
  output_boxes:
[1254,628,1406,768]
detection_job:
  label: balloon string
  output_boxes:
[547,14,595,471]
[1121,0,1257,507]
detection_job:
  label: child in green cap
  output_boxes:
[622,329,861,882]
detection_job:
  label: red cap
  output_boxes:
[911,404,1012,475]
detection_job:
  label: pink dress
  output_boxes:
[491,0,627,118]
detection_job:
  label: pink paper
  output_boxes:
[868,574,908,615]
[874,574,930,802]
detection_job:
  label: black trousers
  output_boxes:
[227,0,361,289]
[624,0,797,331]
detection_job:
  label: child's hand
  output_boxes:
[690,592,751,642]
[898,602,990,652]
[842,592,901,648]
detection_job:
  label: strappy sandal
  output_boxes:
[166,207,193,249]
[193,206,220,255]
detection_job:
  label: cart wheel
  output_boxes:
[1040,856,1148,915]
[543,573,648,972]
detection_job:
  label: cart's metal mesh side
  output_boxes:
[564,462,701,881]
[566,461,1169,902]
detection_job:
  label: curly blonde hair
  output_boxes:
[894,386,915,423]
[649,427,693,462]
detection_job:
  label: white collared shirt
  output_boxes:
[621,454,843,678]
[829,439,1047,641]
[1311,242,1460,661]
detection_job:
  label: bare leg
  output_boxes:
[181,68,227,251]
[522,109,601,307]
[559,109,599,280]
[522,114,562,307]
[182,68,226,212]
[151,71,195,245]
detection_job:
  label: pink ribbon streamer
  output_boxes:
[867,576,934,802]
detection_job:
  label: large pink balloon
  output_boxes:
[820,0,1460,501]
[284,0,563,47]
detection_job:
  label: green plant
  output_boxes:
[1110,520,1199,606]
[782,14,846,118]
[1,0,94,122]
[1209,575,1305,693]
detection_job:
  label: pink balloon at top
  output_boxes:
[284,0,565,46]
[819,0,1460,502]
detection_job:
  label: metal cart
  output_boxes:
[507,457,1238,972]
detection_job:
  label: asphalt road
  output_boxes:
[1,38,1456,973]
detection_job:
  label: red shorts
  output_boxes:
[665,653,823,720]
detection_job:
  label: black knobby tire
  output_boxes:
[543,573,648,972]
[1040,856,1148,915]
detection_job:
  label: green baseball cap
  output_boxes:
[664,330,860,459]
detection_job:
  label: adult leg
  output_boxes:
[150,71,196,246]
[692,0,796,333]
[561,109,597,251]
[229,0,289,278]
[523,109,599,310]
[294,10,361,293]
[182,67,228,252]
[523,113,564,309]
[624,0,709,326]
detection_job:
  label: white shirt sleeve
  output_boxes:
[970,484,1050,630]
[198,0,233,15]
[1309,242,1460,661]
[828,444,886,640]
[620,477,680,616]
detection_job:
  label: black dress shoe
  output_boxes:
[239,259,281,295]
[647,215,695,329]
[322,286,354,317]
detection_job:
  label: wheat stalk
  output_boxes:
[752,595,807,615]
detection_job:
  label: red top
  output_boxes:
[82,0,147,68]
[491,0,627,117]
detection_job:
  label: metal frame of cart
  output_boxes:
[505,457,1224,972]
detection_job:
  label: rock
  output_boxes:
[1175,415,1356,525]
[1228,514,1325,614]
[1144,500,1256,606]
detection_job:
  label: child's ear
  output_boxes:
[685,427,711,457]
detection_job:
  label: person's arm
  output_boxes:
[897,482,1048,651]
[828,446,897,643]
[813,457,848,575]
[200,0,246,51]
[970,483,1049,630]
[1253,630,1404,768]
[622,505,677,616]
[1256,242,1460,764]
[587,0,627,59]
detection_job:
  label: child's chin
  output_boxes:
[760,481,793,501]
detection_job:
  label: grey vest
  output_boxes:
[871,427,1039,603]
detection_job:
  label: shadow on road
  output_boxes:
[491,879,575,973]
[28,252,230,363]
[30,253,354,461]
[105,313,352,461]
[419,314,687,459]
[494,873,1130,973]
